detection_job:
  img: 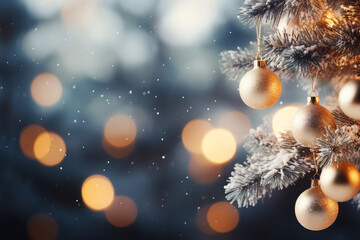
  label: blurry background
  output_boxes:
[0,0,359,239]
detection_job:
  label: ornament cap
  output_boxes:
[253,60,266,68]
[311,179,320,188]
[307,96,320,105]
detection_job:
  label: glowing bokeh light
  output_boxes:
[272,106,300,138]
[31,73,62,107]
[27,213,59,240]
[23,22,61,60]
[105,196,138,228]
[217,111,251,144]
[81,175,115,211]
[196,205,216,235]
[116,30,158,69]
[188,156,222,185]
[104,114,137,148]
[158,0,221,46]
[23,0,66,19]
[181,119,213,155]
[20,125,46,159]
[103,138,135,159]
[207,201,239,233]
[61,0,97,30]
[33,132,66,166]
[201,128,236,164]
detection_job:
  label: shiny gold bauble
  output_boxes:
[239,60,281,109]
[295,179,338,231]
[291,96,336,147]
[339,79,360,120]
[320,161,360,202]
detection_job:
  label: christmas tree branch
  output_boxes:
[225,105,360,208]
[224,0,360,210]
[225,128,313,208]
[219,47,255,81]
[238,0,327,26]
[316,126,356,167]
[225,158,271,208]
[328,20,360,57]
[238,0,287,25]
[221,0,360,83]
[263,27,336,78]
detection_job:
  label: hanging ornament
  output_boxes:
[320,161,360,202]
[295,153,338,231]
[295,179,339,231]
[338,79,360,120]
[239,18,281,109]
[291,72,336,147]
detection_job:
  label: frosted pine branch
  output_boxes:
[225,157,271,208]
[263,27,334,78]
[243,127,278,156]
[220,0,360,83]
[278,131,310,156]
[238,0,326,26]
[225,128,313,208]
[329,20,360,57]
[332,107,360,127]
[287,0,327,25]
[225,106,360,208]
[337,0,360,21]
[316,126,354,167]
[219,47,255,81]
[223,0,360,210]
[238,0,286,25]
[261,148,312,190]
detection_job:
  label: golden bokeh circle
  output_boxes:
[272,106,299,138]
[105,195,138,228]
[104,114,137,148]
[181,119,213,155]
[81,174,115,211]
[201,128,237,164]
[20,125,46,159]
[33,132,66,167]
[207,201,239,233]
[31,73,62,107]
[61,0,97,30]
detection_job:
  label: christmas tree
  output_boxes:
[221,0,360,229]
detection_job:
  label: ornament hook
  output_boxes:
[255,17,263,60]
[312,150,320,180]
[309,69,320,97]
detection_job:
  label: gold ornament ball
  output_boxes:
[291,97,336,147]
[239,60,281,109]
[295,180,338,231]
[339,80,360,120]
[320,161,360,202]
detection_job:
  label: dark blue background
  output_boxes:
[0,0,359,239]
